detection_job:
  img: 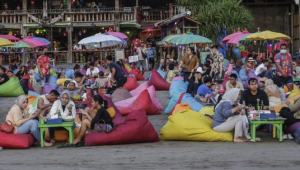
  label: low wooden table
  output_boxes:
[38,121,74,147]
[249,118,285,142]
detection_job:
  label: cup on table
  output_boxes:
[40,118,45,124]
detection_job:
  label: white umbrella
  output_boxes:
[78,33,122,48]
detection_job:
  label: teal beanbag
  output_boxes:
[0,78,25,97]
[180,93,203,112]
[164,90,183,114]
[169,80,189,98]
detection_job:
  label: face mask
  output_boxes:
[280,50,287,54]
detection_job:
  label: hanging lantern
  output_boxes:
[72,0,76,3]
[63,31,67,36]
[78,31,82,36]
[83,29,87,34]
[254,40,257,45]
[31,0,35,5]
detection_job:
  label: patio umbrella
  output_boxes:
[107,30,128,39]
[22,37,48,47]
[78,34,122,48]
[245,30,291,41]
[222,28,242,43]
[0,38,13,47]
[227,30,251,44]
[6,41,37,48]
[0,35,19,42]
[167,32,212,44]
[31,36,51,45]
[103,33,127,44]
[162,34,182,43]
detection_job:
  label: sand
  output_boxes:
[0,64,299,170]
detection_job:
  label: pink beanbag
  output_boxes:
[115,89,161,115]
[0,131,35,149]
[101,94,124,125]
[115,85,164,111]
[84,110,159,146]
[123,77,140,91]
[130,82,149,96]
[148,69,170,91]
[129,69,145,81]
[172,76,184,82]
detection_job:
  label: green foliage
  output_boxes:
[176,0,254,42]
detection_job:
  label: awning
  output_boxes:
[120,21,141,29]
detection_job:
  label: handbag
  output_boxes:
[142,51,147,59]
[94,120,111,133]
[0,120,15,134]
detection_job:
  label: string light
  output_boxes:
[31,0,35,5]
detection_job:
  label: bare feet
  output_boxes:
[73,138,80,145]
[233,137,246,142]
[44,141,54,147]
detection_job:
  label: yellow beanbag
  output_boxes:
[160,109,233,142]
[288,85,300,98]
[93,107,116,118]
[198,106,215,116]
[275,93,300,113]
[56,78,72,86]
[173,103,191,115]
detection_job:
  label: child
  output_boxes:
[95,71,107,87]
[166,63,175,83]
[210,83,219,101]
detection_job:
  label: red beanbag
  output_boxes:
[148,69,170,91]
[101,94,124,125]
[84,110,159,146]
[0,131,35,149]
[123,77,140,91]
[129,69,145,81]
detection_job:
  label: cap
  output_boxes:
[196,67,203,73]
[247,57,255,62]
[259,77,268,83]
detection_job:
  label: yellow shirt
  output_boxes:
[56,78,72,86]
[226,81,244,92]
[166,70,175,83]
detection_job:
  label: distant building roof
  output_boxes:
[154,13,201,27]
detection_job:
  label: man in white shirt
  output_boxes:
[136,41,147,76]
[255,60,273,79]
[86,62,99,79]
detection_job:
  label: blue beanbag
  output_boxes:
[169,80,189,98]
[164,90,183,114]
[224,61,229,69]
[65,69,75,79]
[180,93,203,112]
[28,90,39,97]
[50,76,58,88]
[146,72,152,81]
[34,72,40,82]
[128,74,136,79]
[157,69,166,79]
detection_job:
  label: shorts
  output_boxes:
[40,75,50,87]
[278,76,293,86]
[136,60,146,69]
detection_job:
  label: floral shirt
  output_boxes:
[274,53,292,76]
[213,53,225,74]
[37,55,51,76]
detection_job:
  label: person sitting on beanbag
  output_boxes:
[212,88,249,142]
[194,76,216,105]
[55,73,71,92]
[187,67,203,97]
[166,63,175,83]
[6,95,53,147]
[95,71,107,87]
[73,95,113,146]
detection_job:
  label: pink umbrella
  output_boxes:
[22,36,48,47]
[227,30,251,44]
[222,29,242,43]
[107,30,128,39]
[0,35,19,42]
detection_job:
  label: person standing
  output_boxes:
[136,41,147,76]
[274,44,293,92]
[179,47,199,82]
[37,48,51,95]
[209,45,225,85]
[147,44,155,70]
[106,55,127,86]
[131,36,141,55]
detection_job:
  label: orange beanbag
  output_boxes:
[129,69,145,81]
[148,69,170,91]
[275,93,300,113]
[172,103,192,115]
[123,76,140,91]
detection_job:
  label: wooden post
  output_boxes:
[114,0,120,32]
[291,3,295,54]
[67,26,73,63]
[67,0,72,11]
[136,0,139,6]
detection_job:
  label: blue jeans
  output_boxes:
[17,120,40,142]
[40,75,51,87]
[48,122,76,139]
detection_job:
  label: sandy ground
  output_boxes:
[0,64,300,170]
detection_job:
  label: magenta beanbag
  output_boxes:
[148,69,170,91]
[0,131,35,149]
[101,94,124,125]
[288,122,300,134]
[84,110,159,146]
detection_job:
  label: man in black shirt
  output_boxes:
[240,78,269,109]
[9,59,18,72]
[106,56,127,88]
[0,67,9,85]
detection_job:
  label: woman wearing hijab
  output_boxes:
[264,79,282,106]
[272,77,286,102]
[6,95,53,147]
[48,90,76,144]
[212,88,248,142]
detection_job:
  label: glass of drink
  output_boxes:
[270,107,275,113]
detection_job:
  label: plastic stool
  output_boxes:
[50,59,55,66]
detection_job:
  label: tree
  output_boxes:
[176,0,254,42]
